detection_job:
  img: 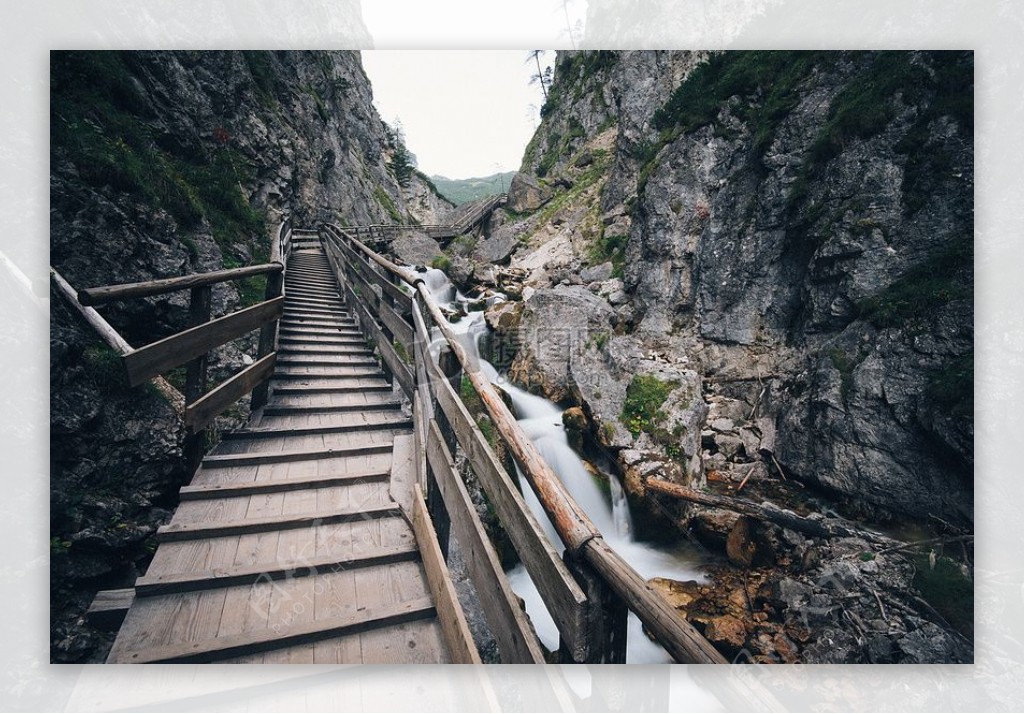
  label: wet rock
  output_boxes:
[690,508,739,549]
[561,406,588,432]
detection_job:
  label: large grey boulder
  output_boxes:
[506,172,553,213]
[389,230,443,266]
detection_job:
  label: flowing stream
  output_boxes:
[418,268,706,663]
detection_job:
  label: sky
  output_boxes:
[360,50,555,179]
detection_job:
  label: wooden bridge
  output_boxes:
[54,211,727,665]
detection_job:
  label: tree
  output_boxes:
[388,120,414,188]
[527,50,551,100]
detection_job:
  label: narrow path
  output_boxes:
[107,238,452,663]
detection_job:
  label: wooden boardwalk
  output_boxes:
[107,236,468,664]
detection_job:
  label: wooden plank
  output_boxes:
[389,434,417,512]
[185,353,277,431]
[157,503,402,542]
[78,263,283,305]
[425,420,546,664]
[432,371,591,660]
[178,469,390,500]
[123,296,285,386]
[222,417,411,440]
[343,283,414,398]
[109,597,436,663]
[410,489,481,664]
[377,298,415,355]
[135,542,419,596]
[262,401,401,416]
[201,442,391,468]
[86,588,135,631]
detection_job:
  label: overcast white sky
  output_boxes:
[360,50,555,179]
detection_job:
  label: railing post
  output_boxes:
[250,269,283,410]
[183,285,212,472]
[559,548,629,664]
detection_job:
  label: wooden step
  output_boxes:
[179,467,390,500]
[276,357,378,367]
[109,597,436,664]
[270,383,393,395]
[272,370,384,380]
[262,400,403,416]
[225,417,412,440]
[202,442,392,468]
[135,541,418,596]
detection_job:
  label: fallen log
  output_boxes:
[647,478,894,544]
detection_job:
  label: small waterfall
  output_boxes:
[420,267,704,662]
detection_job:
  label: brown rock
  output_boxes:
[726,516,759,567]
[690,508,739,549]
[648,577,702,612]
[773,633,801,663]
[704,614,747,652]
[562,406,588,432]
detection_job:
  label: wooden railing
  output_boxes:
[346,192,507,247]
[320,223,726,664]
[57,220,293,468]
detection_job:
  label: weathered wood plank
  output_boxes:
[178,468,390,500]
[135,541,419,596]
[202,442,391,468]
[109,597,436,663]
[222,417,411,440]
[377,298,415,355]
[123,296,285,386]
[79,263,283,305]
[185,353,277,431]
[410,488,481,664]
[425,420,546,664]
[157,503,402,542]
[86,588,135,631]
[432,370,591,660]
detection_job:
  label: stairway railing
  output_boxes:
[56,220,293,468]
[346,192,507,247]
[320,222,727,664]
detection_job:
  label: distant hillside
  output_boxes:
[431,171,515,205]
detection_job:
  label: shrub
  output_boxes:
[620,374,678,439]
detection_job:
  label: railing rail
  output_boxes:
[319,222,726,664]
[62,220,293,467]
[344,192,507,246]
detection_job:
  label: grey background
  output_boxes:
[5,0,1019,710]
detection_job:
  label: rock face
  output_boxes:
[504,50,973,526]
[49,50,436,662]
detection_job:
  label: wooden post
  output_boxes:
[251,270,283,410]
[184,285,212,472]
[559,548,628,664]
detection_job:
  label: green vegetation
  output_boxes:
[430,254,452,271]
[393,340,411,365]
[533,149,612,226]
[83,344,127,389]
[51,51,268,264]
[460,375,500,451]
[828,348,859,404]
[927,354,973,418]
[856,235,971,328]
[430,172,514,205]
[374,186,403,223]
[912,552,973,637]
[587,232,627,279]
[620,374,678,439]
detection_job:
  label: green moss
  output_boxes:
[430,255,452,271]
[829,348,858,403]
[912,553,973,637]
[374,186,402,223]
[51,51,268,261]
[620,374,678,439]
[856,235,971,328]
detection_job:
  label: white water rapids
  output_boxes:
[418,268,705,663]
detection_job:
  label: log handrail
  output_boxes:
[78,263,284,305]
[320,223,726,664]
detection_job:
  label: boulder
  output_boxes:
[473,228,519,265]
[703,615,747,653]
[581,262,614,283]
[390,230,443,266]
[506,172,553,213]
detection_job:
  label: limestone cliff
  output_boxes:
[493,51,973,527]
